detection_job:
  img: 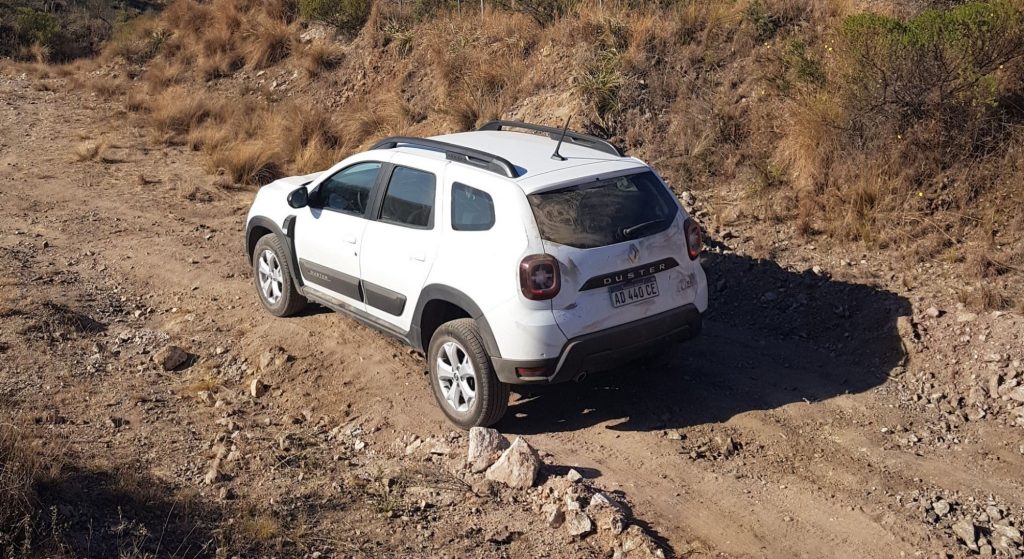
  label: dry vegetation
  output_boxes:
[14,0,1024,308]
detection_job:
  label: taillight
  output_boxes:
[684,218,702,260]
[519,254,560,300]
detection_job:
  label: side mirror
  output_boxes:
[287,186,309,209]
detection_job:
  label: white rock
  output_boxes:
[588,493,625,535]
[932,500,950,516]
[952,518,978,551]
[564,507,593,537]
[542,502,565,528]
[468,427,509,473]
[1008,387,1024,403]
[249,377,269,398]
[196,390,215,406]
[153,345,188,371]
[485,437,540,489]
[566,468,584,482]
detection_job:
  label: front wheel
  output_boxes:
[252,234,307,317]
[428,318,509,429]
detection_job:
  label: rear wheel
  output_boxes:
[428,318,509,429]
[252,234,307,317]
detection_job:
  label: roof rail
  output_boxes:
[477,120,624,157]
[370,136,520,178]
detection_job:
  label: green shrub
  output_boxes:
[14,7,57,46]
[298,0,372,34]
[836,1,1024,118]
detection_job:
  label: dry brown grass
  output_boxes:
[73,141,108,162]
[84,0,1019,306]
[0,424,63,552]
[299,39,345,78]
[148,87,225,136]
[208,141,284,185]
[242,15,296,70]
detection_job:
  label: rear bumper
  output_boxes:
[491,304,702,384]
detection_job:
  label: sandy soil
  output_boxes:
[1,72,1023,558]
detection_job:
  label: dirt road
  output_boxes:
[2,73,1023,558]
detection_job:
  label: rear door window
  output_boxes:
[379,166,436,229]
[527,171,678,249]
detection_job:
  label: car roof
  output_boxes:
[375,130,648,194]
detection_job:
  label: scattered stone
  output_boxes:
[153,344,188,371]
[218,486,234,500]
[1008,387,1024,403]
[956,311,978,323]
[932,500,950,516]
[564,507,593,537]
[249,377,269,398]
[811,265,824,275]
[717,436,738,458]
[405,437,424,455]
[428,441,452,455]
[468,427,510,473]
[471,478,498,498]
[543,503,565,528]
[196,390,215,406]
[485,437,541,489]
[952,518,978,551]
[896,316,919,352]
[259,346,292,372]
[588,493,625,535]
[203,457,225,485]
[566,468,584,482]
[106,416,128,429]
[925,306,942,318]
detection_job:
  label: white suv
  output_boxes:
[245,121,708,428]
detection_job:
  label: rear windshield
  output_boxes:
[527,171,678,249]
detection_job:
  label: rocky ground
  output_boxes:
[1,69,1023,558]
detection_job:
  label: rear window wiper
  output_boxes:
[621,218,667,239]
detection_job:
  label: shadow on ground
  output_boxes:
[31,465,220,558]
[502,251,911,435]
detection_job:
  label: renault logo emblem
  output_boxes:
[627,244,640,264]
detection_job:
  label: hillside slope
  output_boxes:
[30,0,1021,309]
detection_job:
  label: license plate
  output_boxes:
[610,277,659,308]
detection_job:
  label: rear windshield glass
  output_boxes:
[527,171,678,249]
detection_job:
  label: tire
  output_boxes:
[428,318,510,429]
[252,233,307,317]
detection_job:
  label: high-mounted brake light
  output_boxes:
[519,254,561,300]
[684,218,703,260]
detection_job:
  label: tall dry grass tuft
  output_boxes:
[208,141,284,185]
[148,87,226,136]
[0,424,62,552]
[242,14,296,70]
[298,39,344,78]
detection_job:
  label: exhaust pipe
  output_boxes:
[573,371,588,383]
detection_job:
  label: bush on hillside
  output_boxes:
[299,0,372,34]
[836,1,1024,129]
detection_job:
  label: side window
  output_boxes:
[315,161,381,215]
[379,166,436,229]
[451,183,495,231]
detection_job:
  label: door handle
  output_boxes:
[410,252,426,262]
[343,236,357,244]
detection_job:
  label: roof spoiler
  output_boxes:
[371,136,520,178]
[477,120,624,157]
